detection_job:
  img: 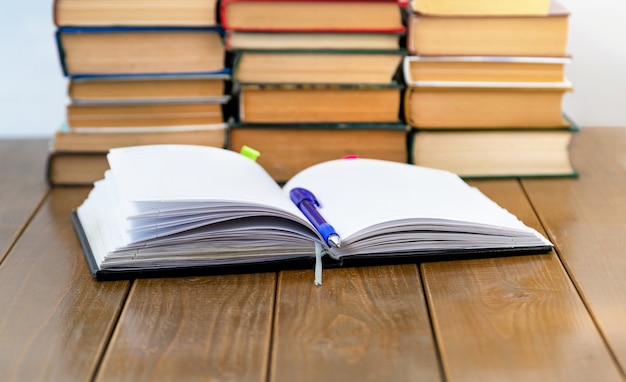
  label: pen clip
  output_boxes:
[310,194,320,208]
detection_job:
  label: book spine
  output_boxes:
[224,31,233,50]
[223,26,407,33]
[45,151,55,186]
[55,29,69,76]
[69,71,232,81]
[231,51,242,82]
[52,0,60,27]
[57,26,225,34]
[403,87,414,127]
[406,14,416,55]
[220,0,231,30]
[222,0,405,3]
[67,68,232,80]
[402,55,412,83]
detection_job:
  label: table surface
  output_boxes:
[1,127,626,381]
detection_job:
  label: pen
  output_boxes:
[289,187,341,248]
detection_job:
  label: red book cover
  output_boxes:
[220,0,406,33]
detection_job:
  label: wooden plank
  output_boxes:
[422,179,622,381]
[523,127,626,374]
[96,273,276,382]
[0,188,131,380]
[0,140,49,262]
[271,265,442,382]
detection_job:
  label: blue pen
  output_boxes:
[289,187,341,248]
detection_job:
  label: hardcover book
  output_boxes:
[225,31,402,51]
[239,84,402,123]
[220,0,406,32]
[51,123,229,152]
[66,102,225,131]
[411,0,551,16]
[72,144,553,281]
[229,123,408,180]
[407,1,569,56]
[409,127,577,178]
[47,151,110,187]
[68,74,231,104]
[403,56,571,86]
[233,50,403,85]
[404,85,571,129]
[56,27,227,77]
[46,124,229,186]
[54,0,220,27]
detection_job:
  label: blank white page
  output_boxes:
[106,145,303,218]
[284,158,535,240]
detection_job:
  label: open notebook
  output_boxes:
[72,145,552,284]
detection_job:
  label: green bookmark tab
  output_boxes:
[240,145,261,161]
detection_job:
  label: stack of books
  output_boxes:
[221,0,409,181]
[403,0,577,178]
[48,0,230,186]
[45,0,581,185]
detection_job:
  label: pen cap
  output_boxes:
[240,145,261,161]
[289,187,319,207]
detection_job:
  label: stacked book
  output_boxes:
[221,0,409,181]
[46,0,580,186]
[48,0,230,185]
[403,0,577,177]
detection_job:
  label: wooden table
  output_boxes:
[1,127,626,381]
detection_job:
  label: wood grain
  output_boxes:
[422,180,622,381]
[0,188,131,381]
[2,128,626,381]
[523,127,626,374]
[0,140,49,262]
[96,273,276,382]
[271,265,442,382]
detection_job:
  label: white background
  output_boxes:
[0,0,624,137]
